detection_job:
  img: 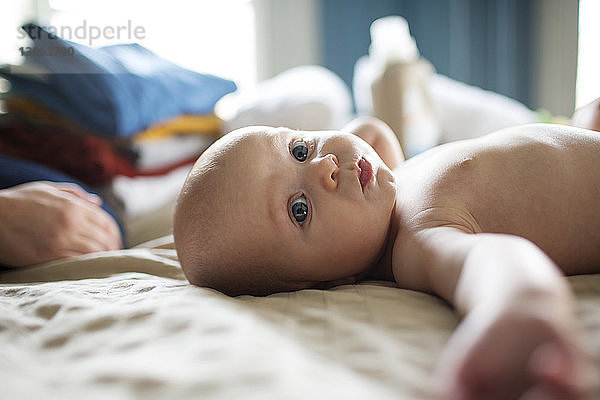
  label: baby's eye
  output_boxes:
[292,141,308,162]
[290,196,309,224]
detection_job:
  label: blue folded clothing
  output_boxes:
[1,23,237,138]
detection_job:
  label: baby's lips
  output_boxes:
[357,157,373,190]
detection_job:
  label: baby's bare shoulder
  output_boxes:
[398,124,600,207]
[394,123,600,274]
[485,123,600,150]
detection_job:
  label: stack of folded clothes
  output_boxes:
[0,23,237,186]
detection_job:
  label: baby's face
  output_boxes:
[221,127,397,286]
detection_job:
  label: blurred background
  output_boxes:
[1,0,597,117]
[0,0,598,245]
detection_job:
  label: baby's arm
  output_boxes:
[411,227,595,399]
[342,117,405,169]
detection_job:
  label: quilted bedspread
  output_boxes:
[1,236,599,400]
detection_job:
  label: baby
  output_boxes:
[174,100,600,399]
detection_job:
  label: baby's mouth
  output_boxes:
[357,157,373,191]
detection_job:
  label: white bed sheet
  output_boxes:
[1,236,599,400]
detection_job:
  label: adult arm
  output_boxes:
[0,181,122,267]
[342,117,405,170]
[412,227,596,399]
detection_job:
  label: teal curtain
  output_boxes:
[321,0,533,107]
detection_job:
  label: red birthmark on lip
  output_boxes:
[357,157,372,190]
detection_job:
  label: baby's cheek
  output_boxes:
[339,233,379,266]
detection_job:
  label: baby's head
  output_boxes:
[174,126,397,296]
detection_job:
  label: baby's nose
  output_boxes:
[313,154,339,191]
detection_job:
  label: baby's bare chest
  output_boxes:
[397,125,600,270]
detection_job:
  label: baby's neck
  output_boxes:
[362,212,398,282]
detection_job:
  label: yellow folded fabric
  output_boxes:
[5,97,223,142]
[5,97,101,139]
[133,114,223,142]
[6,97,71,124]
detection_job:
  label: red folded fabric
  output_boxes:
[0,117,137,185]
[0,112,207,185]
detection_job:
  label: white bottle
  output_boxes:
[354,16,441,157]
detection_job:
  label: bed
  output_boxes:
[1,206,599,400]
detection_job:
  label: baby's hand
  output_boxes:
[435,299,597,400]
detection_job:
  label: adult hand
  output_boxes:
[0,181,122,267]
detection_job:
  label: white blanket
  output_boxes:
[1,236,599,400]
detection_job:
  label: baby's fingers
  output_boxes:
[530,343,574,388]
[529,342,597,399]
